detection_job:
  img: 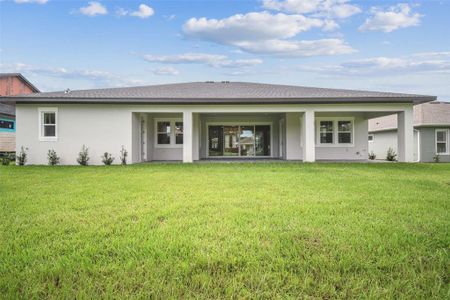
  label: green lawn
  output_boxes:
[0,163,449,299]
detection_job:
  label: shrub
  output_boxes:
[368,151,376,160]
[1,153,13,166]
[47,149,60,166]
[433,154,440,163]
[77,145,90,166]
[101,152,115,165]
[386,147,397,162]
[119,146,128,165]
[16,147,27,166]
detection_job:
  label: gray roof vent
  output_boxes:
[64,89,71,94]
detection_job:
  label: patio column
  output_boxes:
[302,110,315,162]
[397,107,414,162]
[183,111,193,163]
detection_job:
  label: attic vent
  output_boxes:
[64,89,71,94]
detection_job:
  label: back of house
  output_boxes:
[369,101,450,162]
[2,81,437,165]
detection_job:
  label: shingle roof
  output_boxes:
[3,81,436,104]
[369,101,450,132]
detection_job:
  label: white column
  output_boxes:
[192,113,200,161]
[397,106,414,162]
[183,111,193,163]
[302,110,315,162]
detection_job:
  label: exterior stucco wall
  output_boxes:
[16,104,133,165]
[315,112,368,161]
[369,129,420,161]
[146,113,183,161]
[368,130,398,160]
[285,112,302,160]
[419,127,450,162]
[16,103,415,164]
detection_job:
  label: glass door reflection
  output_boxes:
[223,126,239,156]
[239,126,255,156]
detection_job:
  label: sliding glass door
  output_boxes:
[208,124,271,157]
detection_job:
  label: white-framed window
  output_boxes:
[435,129,449,155]
[368,134,374,142]
[38,107,58,141]
[319,120,334,144]
[316,118,354,146]
[154,119,183,147]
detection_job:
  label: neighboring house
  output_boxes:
[3,82,436,165]
[369,101,450,162]
[0,73,40,153]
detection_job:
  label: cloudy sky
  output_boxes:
[0,0,449,99]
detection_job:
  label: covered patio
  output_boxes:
[132,103,416,163]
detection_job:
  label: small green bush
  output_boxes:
[368,151,376,160]
[101,152,115,165]
[77,145,89,166]
[16,147,27,166]
[433,154,440,163]
[119,146,128,165]
[1,153,13,166]
[47,149,60,166]
[386,147,397,161]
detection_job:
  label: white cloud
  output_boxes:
[130,4,154,18]
[262,0,361,19]
[153,66,180,76]
[359,4,422,32]
[184,12,323,43]
[116,4,154,19]
[14,0,48,4]
[2,63,143,87]
[143,53,263,68]
[79,1,108,17]
[233,39,354,56]
[298,52,450,76]
[165,14,176,21]
[182,11,355,57]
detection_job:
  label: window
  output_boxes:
[317,118,354,146]
[0,119,14,131]
[39,108,57,140]
[436,129,449,154]
[157,121,171,144]
[338,121,352,144]
[319,121,333,144]
[155,119,183,147]
[175,122,183,144]
[368,134,374,142]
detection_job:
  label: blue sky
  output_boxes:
[0,0,449,99]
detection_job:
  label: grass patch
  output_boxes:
[1,163,449,298]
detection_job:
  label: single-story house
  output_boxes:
[0,73,40,153]
[4,81,436,165]
[369,101,450,162]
